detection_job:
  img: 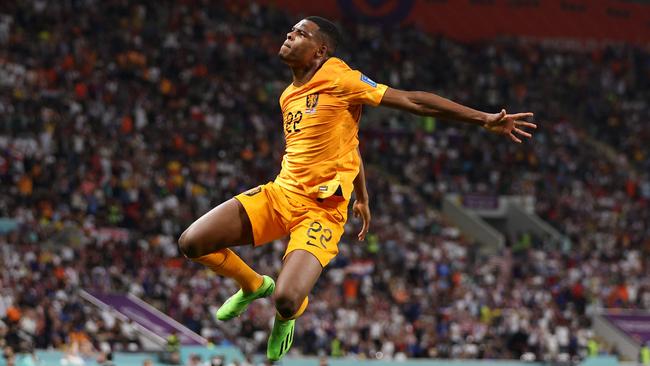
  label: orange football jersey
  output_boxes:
[274,57,388,200]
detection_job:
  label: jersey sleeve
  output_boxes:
[333,68,388,106]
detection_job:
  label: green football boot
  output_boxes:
[216,275,275,321]
[267,317,295,361]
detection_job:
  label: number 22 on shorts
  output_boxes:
[306,221,332,249]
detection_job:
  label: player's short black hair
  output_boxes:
[305,16,341,56]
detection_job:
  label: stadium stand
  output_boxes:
[1,0,648,364]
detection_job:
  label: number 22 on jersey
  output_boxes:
[284,111,303,134]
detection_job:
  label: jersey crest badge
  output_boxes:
[305,93,319,114]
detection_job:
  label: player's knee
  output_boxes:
[273,290,302,319]
[178,228,203,259]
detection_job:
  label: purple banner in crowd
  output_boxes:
[603,311,650,344]
[86,291,206,346]
[462,194,499,210]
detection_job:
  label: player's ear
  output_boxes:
[316,43,328,58]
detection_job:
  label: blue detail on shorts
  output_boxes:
[360,74,377,88]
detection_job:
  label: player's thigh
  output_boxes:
[273,211,344,312]
[235,184,288,246]
[178,198,253,258]
[180,183,289,258]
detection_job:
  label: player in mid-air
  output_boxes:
[178,16,536,361]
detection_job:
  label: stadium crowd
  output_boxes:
[1,0,649,363]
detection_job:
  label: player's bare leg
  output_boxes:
[267,249,322,360]
[178,198,253,257]
[178,198,274,320]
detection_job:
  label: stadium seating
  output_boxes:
[1,0,648,363]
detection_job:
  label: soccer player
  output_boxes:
[178,16,536,361]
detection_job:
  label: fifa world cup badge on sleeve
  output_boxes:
[360,74,377,88]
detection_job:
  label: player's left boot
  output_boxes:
[216,275,275,321]
[266,317,295,361]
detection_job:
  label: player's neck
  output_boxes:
[291,58,327,87]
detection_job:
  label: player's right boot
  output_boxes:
[216,275,275,321]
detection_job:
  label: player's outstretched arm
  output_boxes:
[352,149,370,241]
[380,88,537,143]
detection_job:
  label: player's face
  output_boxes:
[278,20,323,66]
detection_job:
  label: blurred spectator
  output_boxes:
[97,351,115,366]
[208,354,224,366]
[641,343,650,366]
[0,0,648,363]
[3,347,15,366]
[160,331,181,365]
[186,354,203,366]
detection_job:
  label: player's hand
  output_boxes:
[483,109,536,143]
[352,199,371,241]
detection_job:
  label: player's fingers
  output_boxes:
[492,109,506,122]
[359,220,369,241]
[508,112,534,120]
[515,121,537,129]
[513,128,532,138]
[509,133,522,143]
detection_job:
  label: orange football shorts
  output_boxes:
[234,181,348,267]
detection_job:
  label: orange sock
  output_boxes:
[277,297,309,320]
[193,249,263,293]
